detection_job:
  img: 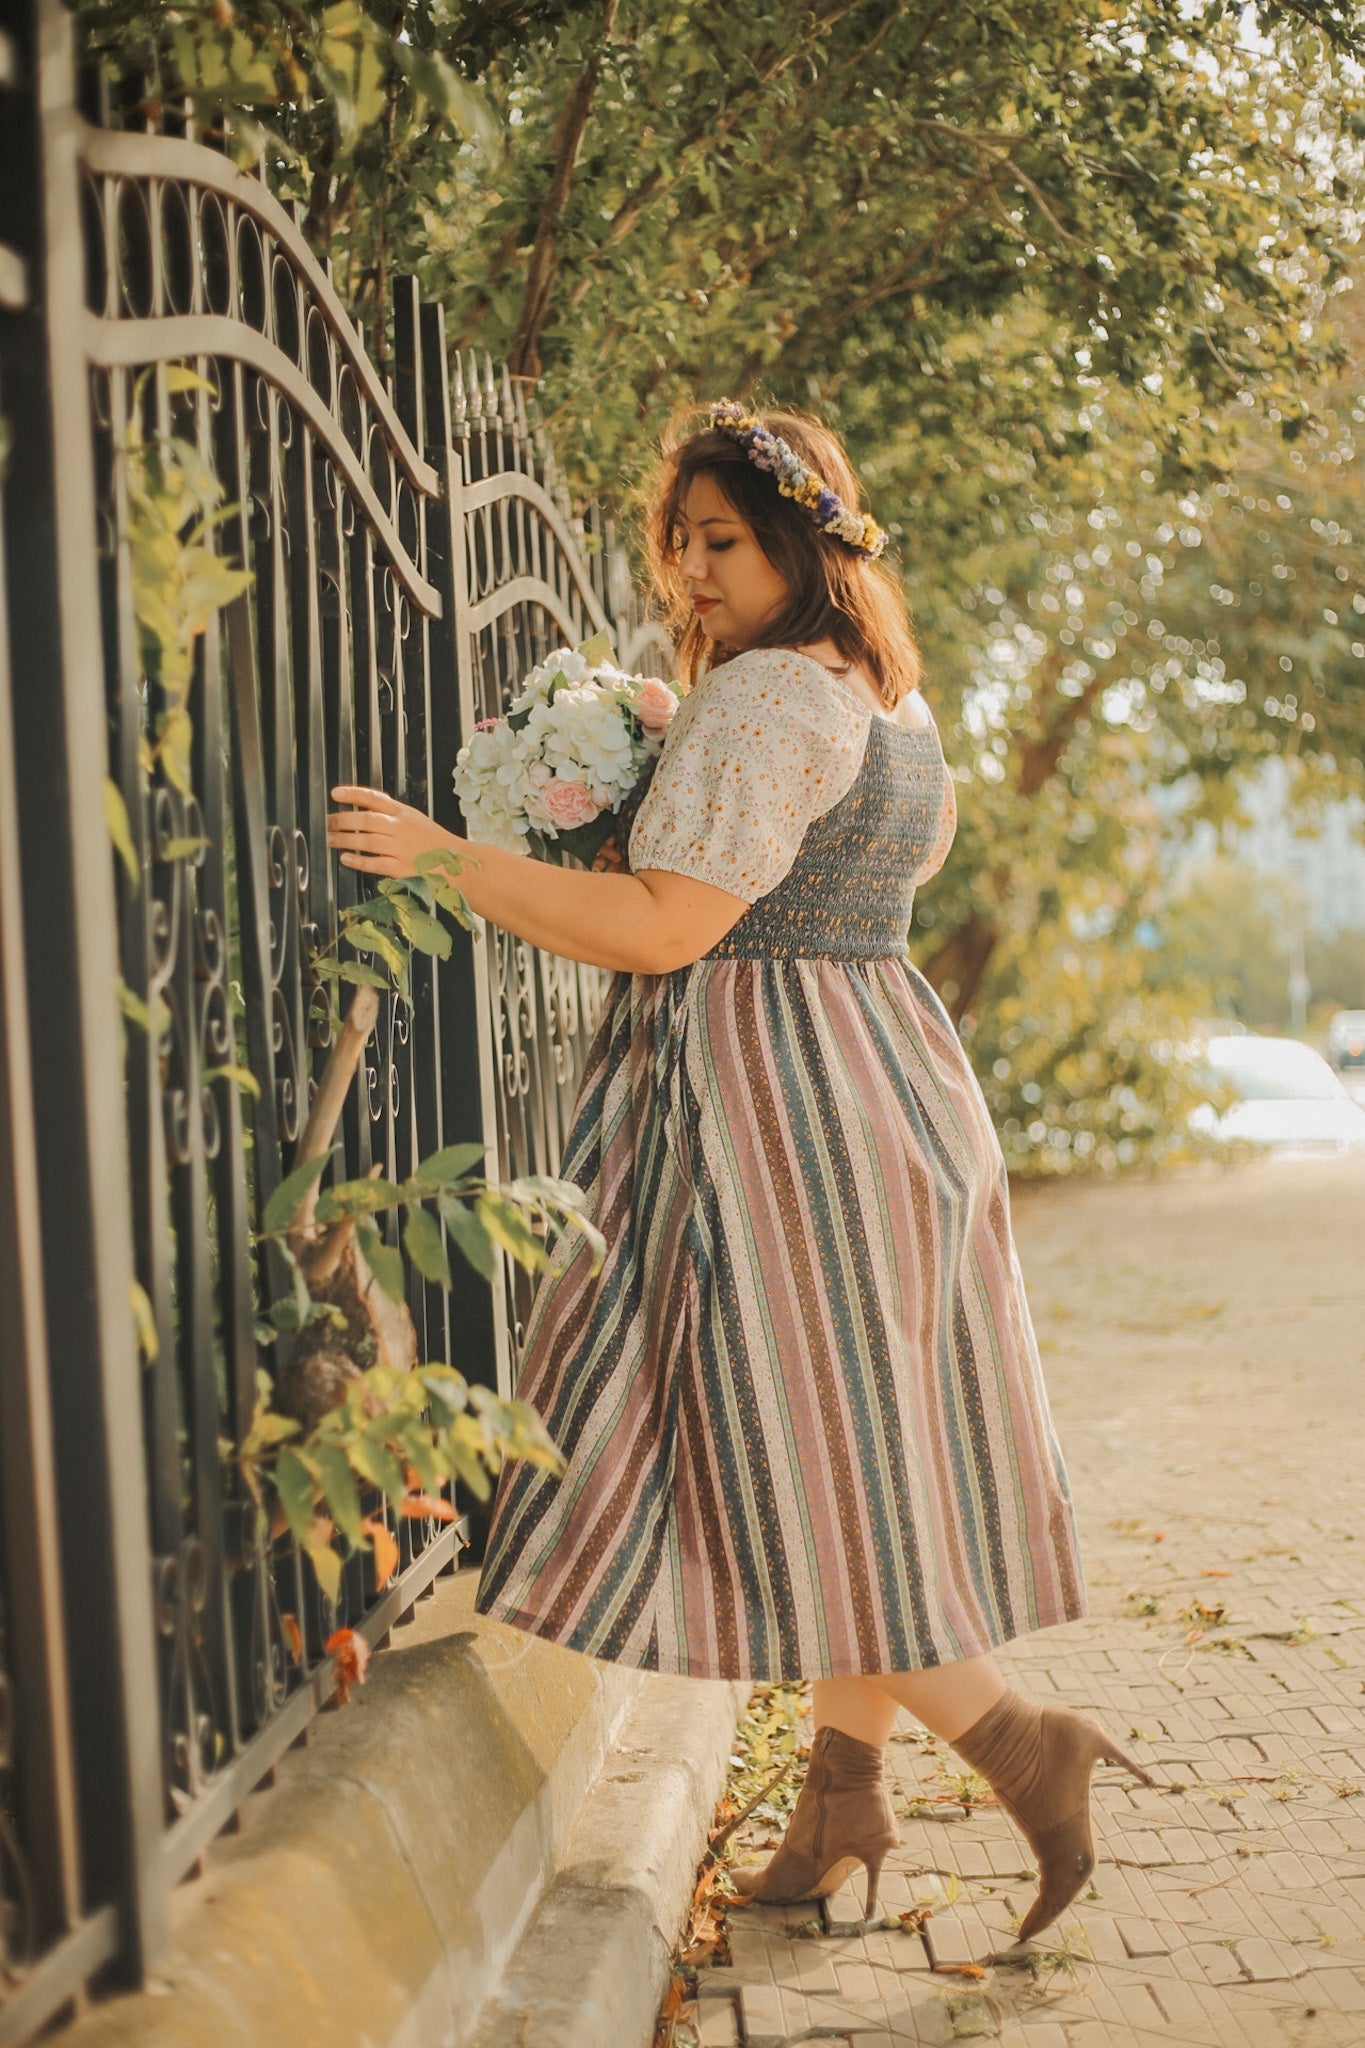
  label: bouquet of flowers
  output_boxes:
[453,634,683,867]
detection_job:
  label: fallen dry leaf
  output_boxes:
[281,1612,303,1664]
[933,1961,987,1978]
[325,1625,371,1704]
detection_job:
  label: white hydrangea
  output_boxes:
[508,647,591,715]
[518,686,639,805]
[453,721,536,852]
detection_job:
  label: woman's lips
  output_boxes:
[692,597,719,614]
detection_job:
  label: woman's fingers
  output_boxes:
[328,812,393,840]
[331,784,397,810]
[338,852,402,873]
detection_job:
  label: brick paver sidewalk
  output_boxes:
[689,1156,1365,2048]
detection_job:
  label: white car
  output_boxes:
[1190,1034,1365,1153]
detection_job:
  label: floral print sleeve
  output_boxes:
[627,649,868,903]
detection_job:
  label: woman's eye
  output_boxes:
[709,540,735,554]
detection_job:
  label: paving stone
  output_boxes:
[922,1913,996,1968]
[768,1940,840,1993]
[695,1995,741,2047]
[832,1958,880,2002]
[735,1980,783,2044]
[1233,1936,1309,1981]
[1116,1915,1172,1956]
[1184,1941,1247,1985]
[1148,1976,1219,2028]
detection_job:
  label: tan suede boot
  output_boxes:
[951,1689,1156,1943]
[730,1724,900,1922]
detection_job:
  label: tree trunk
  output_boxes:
[509,0,619,381]
[919,660,1114,1022]
[920,911,1000,1024]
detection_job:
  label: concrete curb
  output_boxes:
[472,1674,746,2048]
[55,1570,738,2048]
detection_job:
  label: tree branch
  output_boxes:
[509,0,620,381]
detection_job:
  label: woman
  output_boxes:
[327,402,1152,1940]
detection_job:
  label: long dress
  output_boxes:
[474,648,1087,1681]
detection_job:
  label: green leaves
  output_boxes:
[105,780,139,886]
[274,1445,319,1544]
[412,850,478,930]
[356,1222,406,1304]
[405,1142,486,1188]
[128,1279,158,1362]
[402,1205,451,1288]
[315,1176,403,1222]
[438,1194,494,1281]
[261,1151,334,1236]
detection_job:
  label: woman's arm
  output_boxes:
[326,786,748,974]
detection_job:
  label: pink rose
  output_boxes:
[474,717,501,732]
[542,778,604,831]
[634,678,678,734]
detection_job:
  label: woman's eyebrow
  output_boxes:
[694,515,740,528]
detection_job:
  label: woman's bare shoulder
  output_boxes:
[891,688,933,731]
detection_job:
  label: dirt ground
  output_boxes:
[691,1151,1365,2048]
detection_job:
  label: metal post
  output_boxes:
[0,0,167,1975]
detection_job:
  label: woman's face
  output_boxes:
[673,473,789,650]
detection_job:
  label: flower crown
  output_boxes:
[707,399,889,560]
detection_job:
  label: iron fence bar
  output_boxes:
[393,279,448,1371]
[0,377,85,2001]
[0,0,169,1976]
[418,295,508,1399]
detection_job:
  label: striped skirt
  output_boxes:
[474,956,1087,1680]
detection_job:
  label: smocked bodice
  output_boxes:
[621,702,952,962]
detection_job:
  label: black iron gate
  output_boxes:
[0,3,671,2037]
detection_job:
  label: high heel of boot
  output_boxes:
[1093,1729,1158,1789]
[860,1848,887,1923]
[729,1725,899,1917]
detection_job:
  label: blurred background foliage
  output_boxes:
[79,0,1365,1172]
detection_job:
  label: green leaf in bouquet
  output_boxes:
[534,807,622,870]
[576,629,615,666]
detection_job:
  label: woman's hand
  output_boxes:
[327,786,464,878]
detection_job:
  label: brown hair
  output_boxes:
[645,405,922,706]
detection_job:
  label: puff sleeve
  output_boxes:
[627,650,867,904]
